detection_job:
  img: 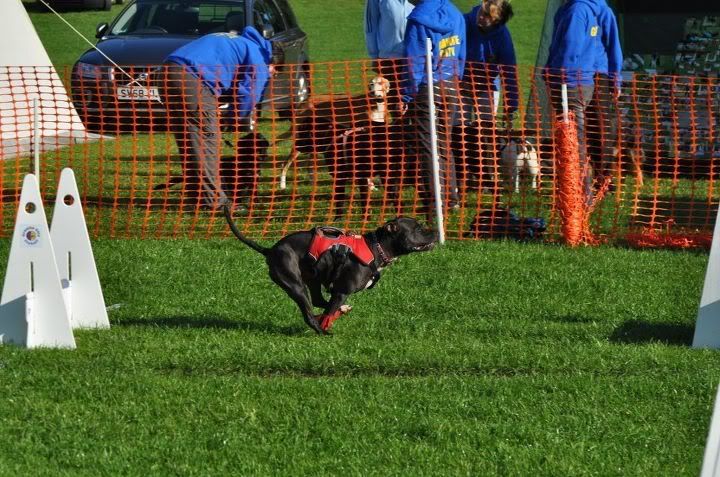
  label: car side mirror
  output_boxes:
[260,24,274,40]
[95,22,109,39]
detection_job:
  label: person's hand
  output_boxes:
[268,64,276,77]
[398,102,409,117]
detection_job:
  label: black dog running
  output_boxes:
[223,206,437,334]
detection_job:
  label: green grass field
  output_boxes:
[0,238,716,475]
[0,1,717,475]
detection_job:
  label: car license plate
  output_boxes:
[116,86,159,101]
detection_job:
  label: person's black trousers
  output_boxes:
[406,81,461,216]
[162,62,230,209]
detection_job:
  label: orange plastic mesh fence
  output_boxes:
[0,61,717,246]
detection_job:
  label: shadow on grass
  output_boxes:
[117,316,307,336]
[610,320,694,346]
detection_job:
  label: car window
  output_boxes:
[109,1,247,36]
[253,0,285,35]
[272,0,297,29]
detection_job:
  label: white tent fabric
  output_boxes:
[0,0,91,160]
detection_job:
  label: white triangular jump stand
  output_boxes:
[0,174,75,348]
[693,204,720,348]
[50,168,109,329]
[700,384,720,476]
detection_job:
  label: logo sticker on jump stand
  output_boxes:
[22,225,41,247]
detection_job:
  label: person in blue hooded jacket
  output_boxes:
[462,0,518,127]
[402,0,466,218]
[544,0,622,201]
[162,19,272,210]
[365,0,414,106]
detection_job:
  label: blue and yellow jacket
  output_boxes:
[464,4,518,113]
[403,0,466,102]
[545,0,622,87]
[165,26,272,118]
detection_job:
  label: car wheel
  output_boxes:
[295,66,310,106]
[102,0,112,10]
[278,64,310,119]
[115,0,125,3]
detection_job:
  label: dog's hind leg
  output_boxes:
[267,256,326,334]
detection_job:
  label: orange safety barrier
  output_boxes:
[0,60,718,247]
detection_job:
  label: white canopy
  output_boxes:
[0,0,92,160]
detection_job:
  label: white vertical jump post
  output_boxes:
[700,384,720,477]
[50,168,109,329]
[0,174,75,348]
[425,37,445,244]
[693,202,720,348]
[33,97,40,179]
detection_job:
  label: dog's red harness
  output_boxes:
[307,227,374,265]
[308,227,392,333]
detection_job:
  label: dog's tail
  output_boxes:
[222,205,270,256]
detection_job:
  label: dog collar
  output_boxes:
[368,233,393,267]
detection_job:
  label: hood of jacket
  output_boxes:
[239,26,273,65]
[408,0,457,34]
[564,0,603,17]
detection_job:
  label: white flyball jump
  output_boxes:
[700,384,720,477]
[0,168,108,349]
[50,168,109,329]
[693,204,720,349]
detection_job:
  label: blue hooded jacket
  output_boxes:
[403,0,466,102]
[596,0,623,84]
[165,26,272,118]
[365,0,415,59]
[545,0,618,87]
[464,4,518,113]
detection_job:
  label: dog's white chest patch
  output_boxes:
[364,265,387,289]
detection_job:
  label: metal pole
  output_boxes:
[425,37,445,244]
[561,83,569,124]
[33,97,40,179]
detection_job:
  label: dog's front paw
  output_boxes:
[319,310,343,332]
[339,305,353,315]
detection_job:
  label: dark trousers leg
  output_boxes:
[587,77,618,179]
[163,64,229,209]
[410,83,461,214]
[459,63,497,128]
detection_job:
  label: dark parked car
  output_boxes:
[39,0,125,12]
[71,0,310,132]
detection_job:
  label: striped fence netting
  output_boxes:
[0,59,718,247]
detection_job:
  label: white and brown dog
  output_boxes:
[499,137,540,192]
